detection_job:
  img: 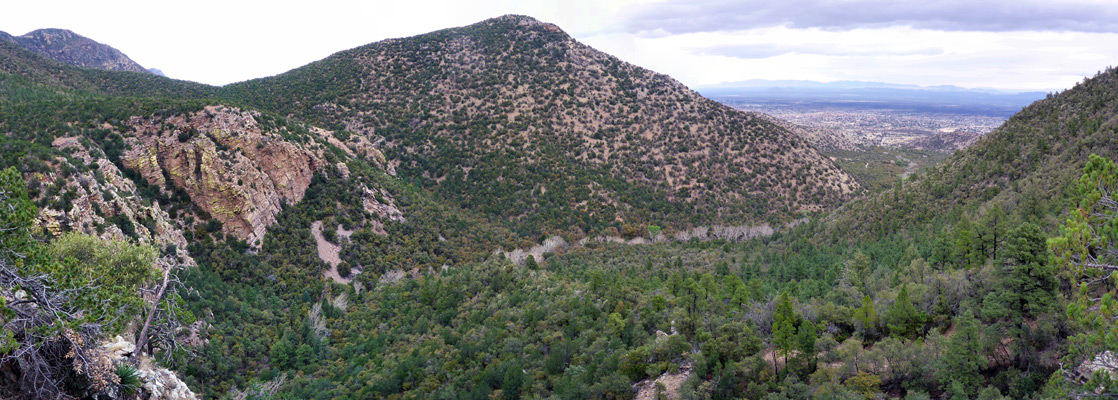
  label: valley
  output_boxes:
[0,12,1116,400]
[705,80,1045,153]
[718,100,1005,150]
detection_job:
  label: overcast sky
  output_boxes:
[4,0,1116,90]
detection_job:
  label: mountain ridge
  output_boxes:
[1,28,152,74]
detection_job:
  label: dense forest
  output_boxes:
[2,14,1118,400]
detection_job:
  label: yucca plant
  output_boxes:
[115,363,142,396]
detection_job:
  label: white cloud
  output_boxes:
[622,0,1118,34]
[581,26,1118,90]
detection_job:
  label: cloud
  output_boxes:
[701,43,944,59]
[623,0,1118,34]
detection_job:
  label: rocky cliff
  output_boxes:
[31,137,194,265]
[121,106,330,246]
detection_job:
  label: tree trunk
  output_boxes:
[132,267,171,361]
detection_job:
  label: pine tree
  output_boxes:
[795,320,818,375]
[978,206,1009,260]
[999,222,1057,320]
[1051,154,1118,390]
[886,285,926,339]
[853,295,878,339]
[772,291,797,376]
[937,310,986,396]
[845,251,872,290]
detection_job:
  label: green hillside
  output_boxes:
[1,15,1117,400]
[220,15,859,237]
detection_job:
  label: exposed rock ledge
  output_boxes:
[123,106,325,246]
[102,336,197,400]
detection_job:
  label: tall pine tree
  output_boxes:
[772,291,797,376]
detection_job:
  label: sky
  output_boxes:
[3,0,1117,90]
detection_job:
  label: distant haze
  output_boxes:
[697,79,1048,117]
[1,0,1115,90]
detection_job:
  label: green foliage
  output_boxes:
[852,295,879,340]
[937,311,986,397]
[47,232,158,332]
[0,167,36,263]
[844,372,882,400]
[977,386,1007,400]
[886,285,926,339]
[0,169,165,398]
[1052,154,1118,392]
[115,363,142,395]
[773,291,798,375]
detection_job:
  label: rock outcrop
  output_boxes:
[32,138,194,265]
[102,336,198,400]
[361,185,405,223]
[1077,351,1118,382]
[633,361,692,400]
[123,106,326,246]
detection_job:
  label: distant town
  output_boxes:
[723,100,1005,148]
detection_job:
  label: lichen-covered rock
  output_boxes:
[137,366,198,400]
[1077,351,1118,382]
[33,139,194,265]
[123,106,326,246]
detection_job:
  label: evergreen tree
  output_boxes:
[886,285,926,339]
[846,251,872,290]
[853,295,879,339]
[772,291,797,376]
[997,222,1057,320]
[794,320,818,375]
[937,310,986,396]
[984,222,1058,369]
[978,206,1009,260]
[1052,154,1118,392]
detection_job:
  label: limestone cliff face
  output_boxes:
[122,106,326,246]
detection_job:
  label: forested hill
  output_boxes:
[817,66,1118,241]
[220,15,860,236]
[0,38,215,99]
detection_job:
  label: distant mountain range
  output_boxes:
[697,79,1047,117]
[0,28,152,74]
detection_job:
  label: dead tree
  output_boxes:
[132,257,190,365]
[0,260,116,399]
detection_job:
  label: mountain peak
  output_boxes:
[470,14,566,36]
[1,27,151,74]
[22,28,81,40]
[224,15,859,233]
